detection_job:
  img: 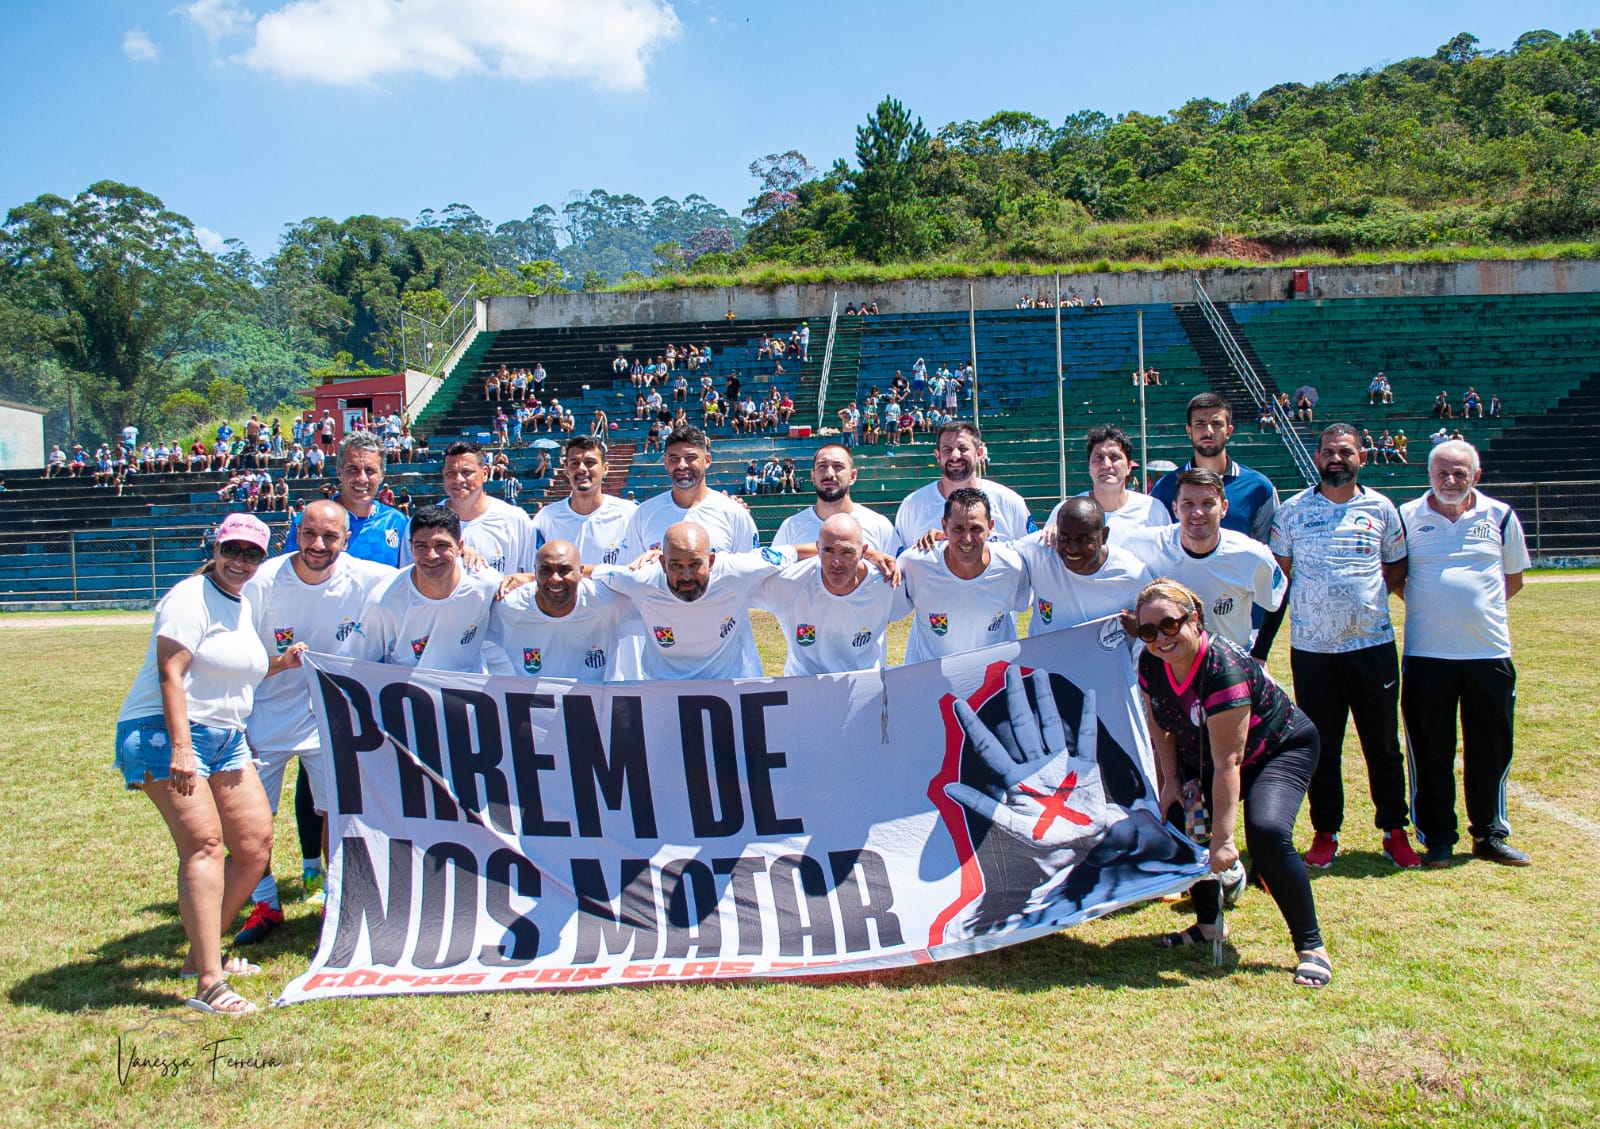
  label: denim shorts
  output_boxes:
[114,715,253,789]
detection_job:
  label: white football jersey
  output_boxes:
[1048,490,1172,543]
[772,502,901,556]
[622,489,760,557]
[1121,526,1286,650]
[1011,538,1151,635]
[900,542,1032,664]
[895,477,1037,549]
[343,566,510,674]
[400,496,536,574]
[755,558,911,675]
[531,494,638,567]
[485,580,628,683]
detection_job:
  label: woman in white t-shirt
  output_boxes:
[114,513,289,1017]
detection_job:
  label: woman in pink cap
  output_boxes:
[114,512,290,1016]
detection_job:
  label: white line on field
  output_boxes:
[1508,781,1600,838]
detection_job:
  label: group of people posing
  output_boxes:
[116,388,1531,1012]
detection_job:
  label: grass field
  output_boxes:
[2,578,1597,1128]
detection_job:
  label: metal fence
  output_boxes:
[1,480,1595,608]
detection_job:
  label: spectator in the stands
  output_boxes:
[44,445,66,477]
[1393,431,1409,464]
[1368,372,1394,405]
[1462,387,1483,418]
[1361,428,1379,460]
[1432,391,1453,419]
[1259,403,1277,432]
[744,459,761,496]
[1488,393,1503,418]
[1295,389,1316,424]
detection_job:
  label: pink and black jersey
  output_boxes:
[1138,631,1299,769]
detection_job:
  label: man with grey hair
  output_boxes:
[286,430,408,567]
[1271,423,1417,871]
[1398,440,1532,867]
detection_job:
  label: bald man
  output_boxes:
[758,513,911,675]
[486,539,629,683]
[239,498,395,935]
[593,521,801,680]
[1012,497,1151,635]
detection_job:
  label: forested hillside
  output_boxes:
[2,28,1596,444]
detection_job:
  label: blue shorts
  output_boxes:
[114,715,253,790]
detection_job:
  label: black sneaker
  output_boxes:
[1472,836,1531,867]
[1422,843,1453,869]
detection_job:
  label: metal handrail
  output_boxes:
[815,292,840,431]
[1192,277,1317,485]
[400,284,478,378]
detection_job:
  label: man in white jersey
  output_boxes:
[622,425,759,557]
[401,441,535,574]
[773,443,900,555]
[758,513,910,675]
[1015,497,1150,634]
[1046,424,1171,542]
[1398,440,1532,867]
[346,504,510,673]
[900,487,1032,665]
[530,436,637,565]
[486,540,628,683]
[1270,424,1418,871]
[1122,468,1285,650]
[894,422,1038,549]
[238,500,394,933]
[595,522,799,680]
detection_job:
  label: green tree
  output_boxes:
[0,180,241,440]
[849,97,936,261]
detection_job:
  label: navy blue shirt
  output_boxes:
[1150,457,1280,545]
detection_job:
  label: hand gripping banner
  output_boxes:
[278,619,1207,1003]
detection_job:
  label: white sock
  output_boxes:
[302,858,324,876]
[252,874,281,909]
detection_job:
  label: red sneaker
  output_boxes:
[1305,831,1339,869]
[1382,828,1423,869]
[233,901,284,946]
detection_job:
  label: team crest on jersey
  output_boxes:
[410,635,430,657]
[653,626,675,647]
[385,528,400,548]
[1098,618,1126,650]
[929,613,949,636]
[987,612,1007,632]
[523,648,542,673]
[602,546,621,564]
[795,624,817,647]
[584,647,607,669]
[1469,520,1498,541]
[272,627,294,653]
[1037,599,1053,624]
[460,624,479,646]
[719,616,737,638]
[852,629,873,648]
[1213,596,1235,617]
[334,618,360,642]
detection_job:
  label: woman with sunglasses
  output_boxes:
[1131,577,1331,989]
[114,513,288,1016]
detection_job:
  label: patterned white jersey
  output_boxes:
[1269,484,1406,653]
[622,489,760,558]
[894,477,1037,551]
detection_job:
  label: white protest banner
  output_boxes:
[278,619,1206,1004]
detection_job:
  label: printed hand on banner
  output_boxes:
[944,666,1112,872]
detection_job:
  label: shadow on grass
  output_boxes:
[9,904,324,1014]
[1308,849,1425,881]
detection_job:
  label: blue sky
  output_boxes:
[3,1,1596,258]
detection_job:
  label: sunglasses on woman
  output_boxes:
[219,541,267,564]
[1136,612,1191,643]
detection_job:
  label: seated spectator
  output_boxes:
[1430,426,1450,447]
[1432,390,1453,419]
[1361,428,1379,459]
[612,353,629,376]
[1379,430,1397,463]
[1392,431,1409,464]
[844,303,857,315]
[1488,393,1503,418]
[1295,390,1315,423]
[305,444,325,477]
[744,460,761,495]
[1462,387,1483,418]
[761,458,782,494]
[533,449,551,479]
[645,421,662,453]
[44,445,66,477]
[778,393,795,424]
[1258,404,1276,432]
[396,486,413,515]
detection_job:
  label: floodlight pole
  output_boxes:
[1137,309,1149,491]
[1055,272,1066,499]
[968,285,980,427]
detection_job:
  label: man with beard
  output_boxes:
[1397,441,1532,868]
[486,539,627,683]
[1270,424,1418,870]
[401,441,535,574]
[1013,497,1151,633]
[622,426,758,557]
[593,522,799,680]
[1121,469,1286,651]
[773,443,900,555]
[238,500,395,933]
[757,514,910,675]
[1150,393,1279,543]
[894,422,1038,549]
[285,432,408,565]
[900,488,1032,665]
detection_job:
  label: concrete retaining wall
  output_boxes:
[486,260,1600,332]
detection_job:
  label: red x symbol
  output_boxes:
[1016,772,1090,841]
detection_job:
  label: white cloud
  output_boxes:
[123,28,160,62]
[193,226,227,253]
[178,0,256,43]
[236,0,680,90]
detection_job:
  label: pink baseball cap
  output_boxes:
[216,512,270,551]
